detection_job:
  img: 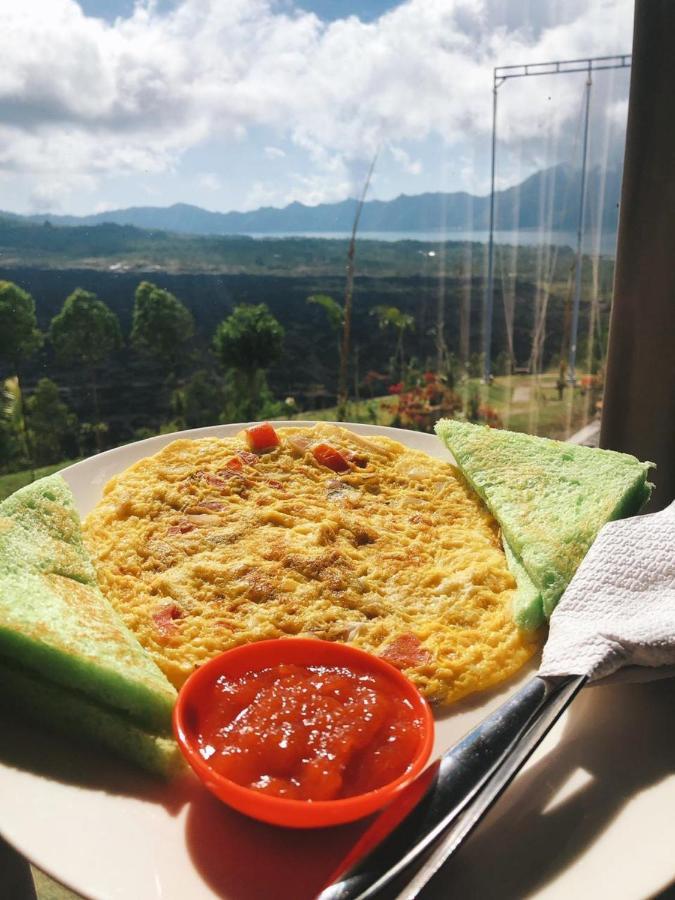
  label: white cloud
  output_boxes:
[197,172,222,191]
[0,0,633,209]
[93,199,121,213]
[390,145,422,176]
[28,174,97,213]
[245,164,355,209]
[606,97,629,126]
[264,146,286,159]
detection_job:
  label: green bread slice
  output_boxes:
[0,660,181,777]
[0,473,98,585]
[0,475,177,739]
[435,419,653,625]
[502,538,545,631]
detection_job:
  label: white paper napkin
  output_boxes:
[539,501,675,682]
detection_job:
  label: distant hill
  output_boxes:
[3,164,621,236]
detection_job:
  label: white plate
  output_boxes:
[1,422,674,900]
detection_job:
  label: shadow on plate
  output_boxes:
[0,711,371,899]
[0,714,192,816]
[185,790,372,900]
[420,677,675,899]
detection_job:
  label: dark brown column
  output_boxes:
[600,0,675,511]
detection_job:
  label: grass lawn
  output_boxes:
[490,373,598,440]
[0,459,79,502]
[299,372,599,441]
[297,397,394,426]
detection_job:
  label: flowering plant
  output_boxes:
[385,373,462,431]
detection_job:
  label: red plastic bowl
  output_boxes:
[173,638,434,828]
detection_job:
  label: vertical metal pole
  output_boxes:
[483,75,499,382]
[568,66,593,383]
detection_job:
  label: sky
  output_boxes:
[0,0,634,216]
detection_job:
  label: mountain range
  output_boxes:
[4,164,621,237]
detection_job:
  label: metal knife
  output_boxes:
[318,674,586,900]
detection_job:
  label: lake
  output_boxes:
[241,229,618,256]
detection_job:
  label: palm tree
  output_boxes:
[371,305,415,383]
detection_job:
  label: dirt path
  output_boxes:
[511,385,531,404]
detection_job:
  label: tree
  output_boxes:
[0,378,24,471]
[49,289,122,451]
[173,370,226,429]
[307,294,344,333]
[307,293,344,401]
[0,281,43,476]
[371,305,415,382]
[26,378,77,466]
[0,281,42,370]
[213,304,284,420]
[131,281,195,376]
[78,422,109,457]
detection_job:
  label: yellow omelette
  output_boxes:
[83,424,537,704]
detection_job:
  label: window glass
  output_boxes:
[0,0,634,489]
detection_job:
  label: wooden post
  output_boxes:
[600,0,675,510]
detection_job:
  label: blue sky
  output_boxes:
[0,1,633,216]
[79,2,407,23]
